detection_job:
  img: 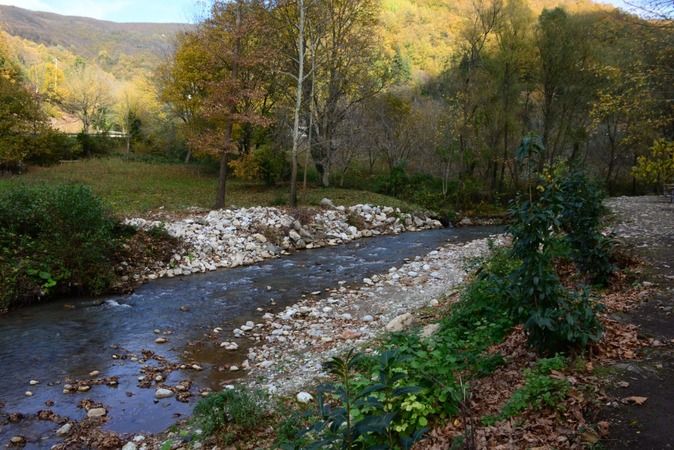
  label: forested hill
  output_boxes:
[380,0,610,76]
[1,0,608,79]
[0,5,191,73]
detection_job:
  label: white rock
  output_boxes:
[87,408,107,418]
[155,388,174,399]
[122,443,138,450]
[361,315,374,322]
[56,423,72,436]
[220,342,239,351]
[385,313,415,333]
[320,198,336,209]
[29,380,39,385]
[296,392,314,403]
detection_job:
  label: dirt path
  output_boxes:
[601,196,674,449]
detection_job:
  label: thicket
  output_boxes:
[0,184,119,311]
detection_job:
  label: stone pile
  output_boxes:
[124,201,442,282]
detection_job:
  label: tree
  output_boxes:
[276,0,311,206]
[158,32,211,163]
[309,0,393,186]
[194,0,275,209]
[62,63,113,135]
[536,8,599,167]
[633,139,674,191]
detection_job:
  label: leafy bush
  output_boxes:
[76,133,117,157]
[507,168,604,354]
[0,184,118,310]
[291,350,427,449]
[193,388,268,437]
[558,170,614,285]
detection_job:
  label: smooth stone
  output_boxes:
[385,313,415,333]
[296,392,313,403]
[155,388,174,399]
[10,436,25,445]
[87,408,107,418]
[56,423,72,436]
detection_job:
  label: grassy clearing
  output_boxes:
[0,158,423,217]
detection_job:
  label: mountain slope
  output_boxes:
[0,5,191,73]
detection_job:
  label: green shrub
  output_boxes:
[558,170,614,285]
[0,184,118,310]
[193,388,268,437]
[76,133,117,157]
[507,168,604,354]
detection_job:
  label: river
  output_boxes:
[0,226,501,448]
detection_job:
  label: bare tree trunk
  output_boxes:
[303,44,316,197]
[215,3,241,209]
[290,0,305,207]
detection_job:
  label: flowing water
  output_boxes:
[0,226,501,448]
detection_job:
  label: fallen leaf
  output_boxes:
[581,429,600,444]
[623,396,648,405]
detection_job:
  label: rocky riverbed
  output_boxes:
[221,234,508,396]
[122,201,442,284]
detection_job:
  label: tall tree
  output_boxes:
[195,0,275,209]
[310,0,392,186]
[61,63,113,135]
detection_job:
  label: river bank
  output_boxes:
[117,201,442,288]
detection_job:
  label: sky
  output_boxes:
[0,0,208,23]
[1,0,631,23]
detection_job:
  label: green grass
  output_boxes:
[0,158,423,217]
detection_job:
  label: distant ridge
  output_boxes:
[0,5,192,61]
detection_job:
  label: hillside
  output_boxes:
[0,5,191,76]
[380,0,611,76]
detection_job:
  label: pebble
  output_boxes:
[10,436,25,445]
[24,391,32,397]
[29,380,39,386]
[56,423,72,436]
[87,408,107,418]
[361,315,374,322]
[296,392,313,403]
[89,370,100,377]
[155,337,168,344]
[155,388,174,399]
[220,342,239,350]
[385,313,415,332]
[122,443,137,450]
